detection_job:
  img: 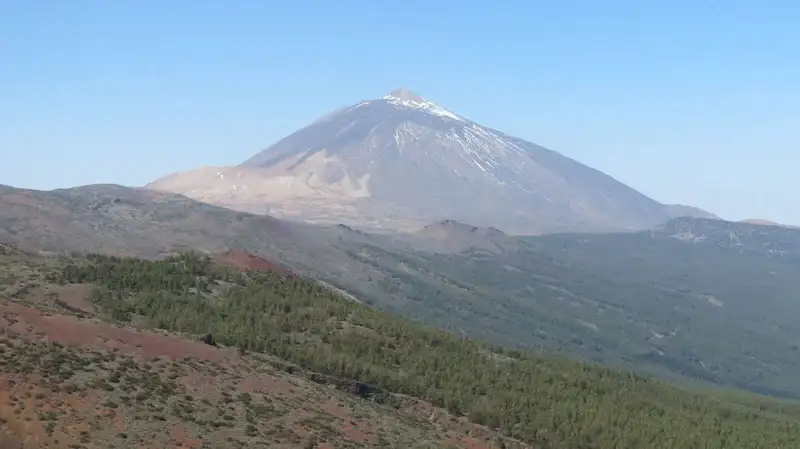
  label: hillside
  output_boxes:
[320,218,800,399]
[146,88,715,234]
[0,183,295,258]
[0,246,528,449]
[659,216,800,258]
[1,247,799,448]
[0,183,407,294]
[406,220,521,254]
[2,184,800,402]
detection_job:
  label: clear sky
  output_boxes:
[1,1,798,223]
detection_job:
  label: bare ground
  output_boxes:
[212,250,295,277]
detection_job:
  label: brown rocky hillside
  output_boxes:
[0,246,525,449]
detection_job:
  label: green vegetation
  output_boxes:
[56,252,800,449]
[0,331,440,448]
[6,181,800,403]
[336,222,800,400]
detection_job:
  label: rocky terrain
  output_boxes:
[146,88,716,234]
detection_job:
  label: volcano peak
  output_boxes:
[386,87,424,102]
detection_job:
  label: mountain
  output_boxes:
[3,249,799,448]
[147,88,716,234]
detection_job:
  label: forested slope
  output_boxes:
[55,252,800,449]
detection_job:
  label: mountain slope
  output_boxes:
[147,88,716,234]
[3,248,799,448]
[2,183,799,400]
[658,216,800,259]
[405,219,523,254]
[0,249,530,449]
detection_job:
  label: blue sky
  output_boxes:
[1,1,798,223]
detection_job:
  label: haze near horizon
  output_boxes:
[1,1,798,224]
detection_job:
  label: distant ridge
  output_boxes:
[740,218,796,228]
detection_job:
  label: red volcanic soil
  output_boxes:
[0,300,529,448]
[0,302,235,362]
[213,250,295,277]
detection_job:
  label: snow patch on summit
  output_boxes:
[383,94,463,121]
